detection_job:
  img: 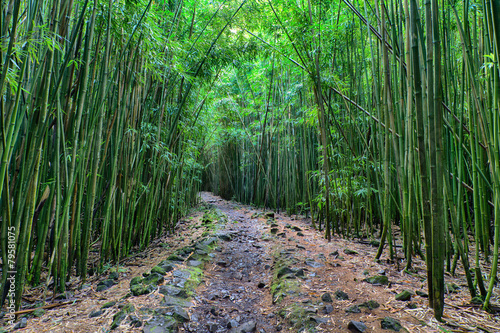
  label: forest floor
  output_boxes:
[4,192,500,332]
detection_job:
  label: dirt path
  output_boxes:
[7,192,500,332]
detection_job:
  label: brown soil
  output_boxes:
[3,192,500,332]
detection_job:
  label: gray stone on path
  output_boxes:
[348,321,367,332]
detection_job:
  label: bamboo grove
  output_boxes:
[1,0,499,322]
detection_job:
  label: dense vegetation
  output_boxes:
[1,0,499,321]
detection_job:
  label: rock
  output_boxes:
[359,300,380,310]
[159,285,188,298]
[345,305,361,313]
[228,319,240,328]
[335,290,349,300]
[173,270,192,280]
[111,304,134,330]
[369,240,380,247]
[381,317,402,331]
[210,306,219,316]
[164,306,190,322]
[109,271,119,280]
[14,318,28,329]
[265,212,275,218]
[229,320,256,333]
[54,291,72,300]
[130,283,156,296]
[187,260,203,267]
[129,314,142,327]
[292,226,302,231]
[415,290,428,298]
[130,276,142,286]
[158,261,177,272]
[258,282,266,288]
[348,320,367,332]
[305,260,324,268]
[277,267,295,278]
[297,245,306,250]
[323,304,334,314]
[329,250,339,257]
[151,265,167,275]
[377,269,386,275]
[101,301,116,309]
[167,254,185,262]
[321,292,333,303]
[32,308,46,317]
[295,269,305,278]
[344,249,358,255]
[89,309,104,318]
[297,232,305,237]
[161,295,194,307]
[363,275,389,285]
[395,290,412,301]
[270,228,279,234]
[143,273,164,285]
[143,316,178,333]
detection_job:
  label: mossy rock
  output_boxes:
[131,283,157,296]
[151,265,167,275]
[381,317,402,331]
[359,300,380,310]
[101,301,116,309]
[395,290,412,301]
[167,254,185,262]
[130,276,142,286]
[143,273,164,285]
[363,275,389,285]
[111,304,135,330]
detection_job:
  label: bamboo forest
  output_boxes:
[1,0,500,331]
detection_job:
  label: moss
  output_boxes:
[280,302,320,332]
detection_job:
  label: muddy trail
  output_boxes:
[7,193,500,332]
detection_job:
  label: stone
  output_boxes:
[109,272,119,280]
[277,267,295,278]
[89,309,104,318]
[345,305,361,313]
[407,302,418,309]
[161,295,194,307]
[207,322,218,332]
[323,304,334,314]
[265,212,275,218]
[311,316,328,324]
[14,318,27,330]
[229,320,256,333]
[297,232,305,236]
[381,317,402,331]
[295,269,305,278]
[359,300,380,310]
[187,260,203,267]
[151,265,167,275]
[101,301,116,309]
[258,282,266,288]
[335,290,349,300]
[130,283,156,296]
[217,260,228,267]
[143,316,178,333]
[173,270,191,280]
[305,260,324,268]
[228,319,240,328]
[348,320,367,332]
[167,254,185,262]
[344,249,358,255]
[270,228,279,234]
[130,276,142,286]
[395,290,412,301]
[143,273,164,285]
[415,290,428,298]
[321,292,333,303]
[158,261,177,272]
[111,304,134,330]
[166,306,190,322]
[363,275,389,285]
[159,285,188,298]
[292,226,302,231]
